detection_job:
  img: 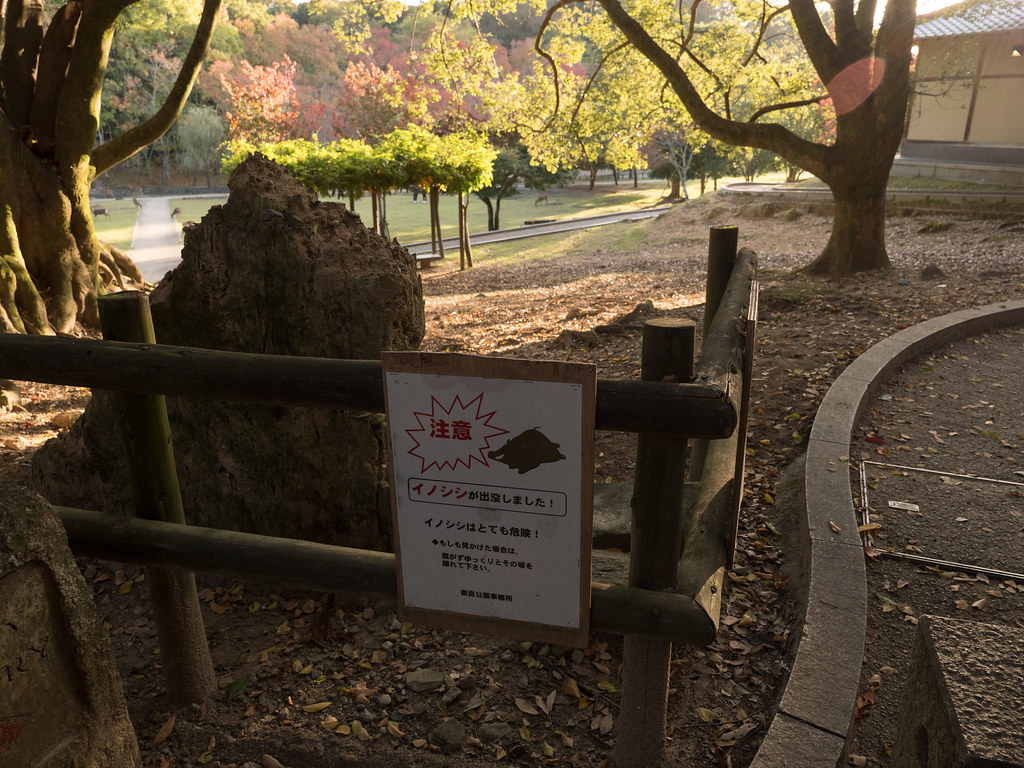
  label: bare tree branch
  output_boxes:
[29,1,82,142]
[1,0,44,126]
[747,94,827,122]
[593,0,829,176]
[741,4,790,67]
[91,0,222,176]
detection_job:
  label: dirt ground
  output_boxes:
[2,189,1023,768]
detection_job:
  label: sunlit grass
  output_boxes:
[89,197,142,251]
[160,182,671,245]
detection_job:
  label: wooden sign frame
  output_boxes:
[382,352,596,648]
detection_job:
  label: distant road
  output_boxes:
[401,207,672,256]
[127,200,673,280]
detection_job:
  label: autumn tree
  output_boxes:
[558,0,916,273]
[220,55,299,142]
[1,0,221,334]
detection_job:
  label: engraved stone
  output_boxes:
[0,484,140,767]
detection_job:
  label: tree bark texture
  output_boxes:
[0,0,222,333]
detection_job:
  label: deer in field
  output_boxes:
[133,197,142,209]
[171,206,182,218]
[534,194,548,206]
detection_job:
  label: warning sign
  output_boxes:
[382,353,596,648]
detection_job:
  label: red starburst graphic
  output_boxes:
[406,393,509,473]
[0,714,30,752]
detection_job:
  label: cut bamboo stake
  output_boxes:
[616,318,695,768]
[98,291,216,706]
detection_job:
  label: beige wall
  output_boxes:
[906,30,1024,146]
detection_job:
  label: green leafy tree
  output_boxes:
[474,144,573,230]
[1,0,221,333]
[690,138,732,194]
[177,105,227,187]
[567,0,917,273]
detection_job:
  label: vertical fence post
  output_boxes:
[615,318,695,768]
[98,291,217,706]
[689,226,739,484]
[703,225,739,342]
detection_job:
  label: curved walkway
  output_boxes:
[751,299,1024,767]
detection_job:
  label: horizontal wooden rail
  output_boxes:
[57,507,716,646]
[0,335,735,438]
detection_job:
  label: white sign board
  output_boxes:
[383,353,595,647]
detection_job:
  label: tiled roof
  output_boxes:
[915,0,1024,38]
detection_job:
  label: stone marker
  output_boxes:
[892,614,1024,768]
[0,483,140,767]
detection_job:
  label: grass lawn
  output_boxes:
[88,197,143,252]
[161,181,673,245]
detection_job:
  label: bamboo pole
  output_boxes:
[56,507,717,646]
[0,336,737,438]
[616,319,695,768]
[98,292,217,706]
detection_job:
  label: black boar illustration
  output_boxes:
[488,428,566,474]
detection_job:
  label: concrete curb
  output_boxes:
[750,299,1024,768]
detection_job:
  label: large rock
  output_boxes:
[0,483,140,767]
[30,155,424,550]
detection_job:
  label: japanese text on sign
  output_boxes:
[383,354,595,646]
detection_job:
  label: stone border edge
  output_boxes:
[749,299,1024,768]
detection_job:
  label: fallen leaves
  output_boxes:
[149,713,175,748]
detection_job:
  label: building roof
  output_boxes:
[915,0,1024,38]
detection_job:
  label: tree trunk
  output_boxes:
[480,196,496,231]
[632,168,639,188]
[0,0,221,333]
[669,175,681,200]
[458,192,472,270]
[429,186,445,259]
[804,180,891,274]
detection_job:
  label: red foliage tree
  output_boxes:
[220,57,300,143]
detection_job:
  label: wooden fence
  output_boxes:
[0,226,757,765]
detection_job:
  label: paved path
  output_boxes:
[754,300,1024,768]
[402,207,671,256]
[129,196,183,283]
